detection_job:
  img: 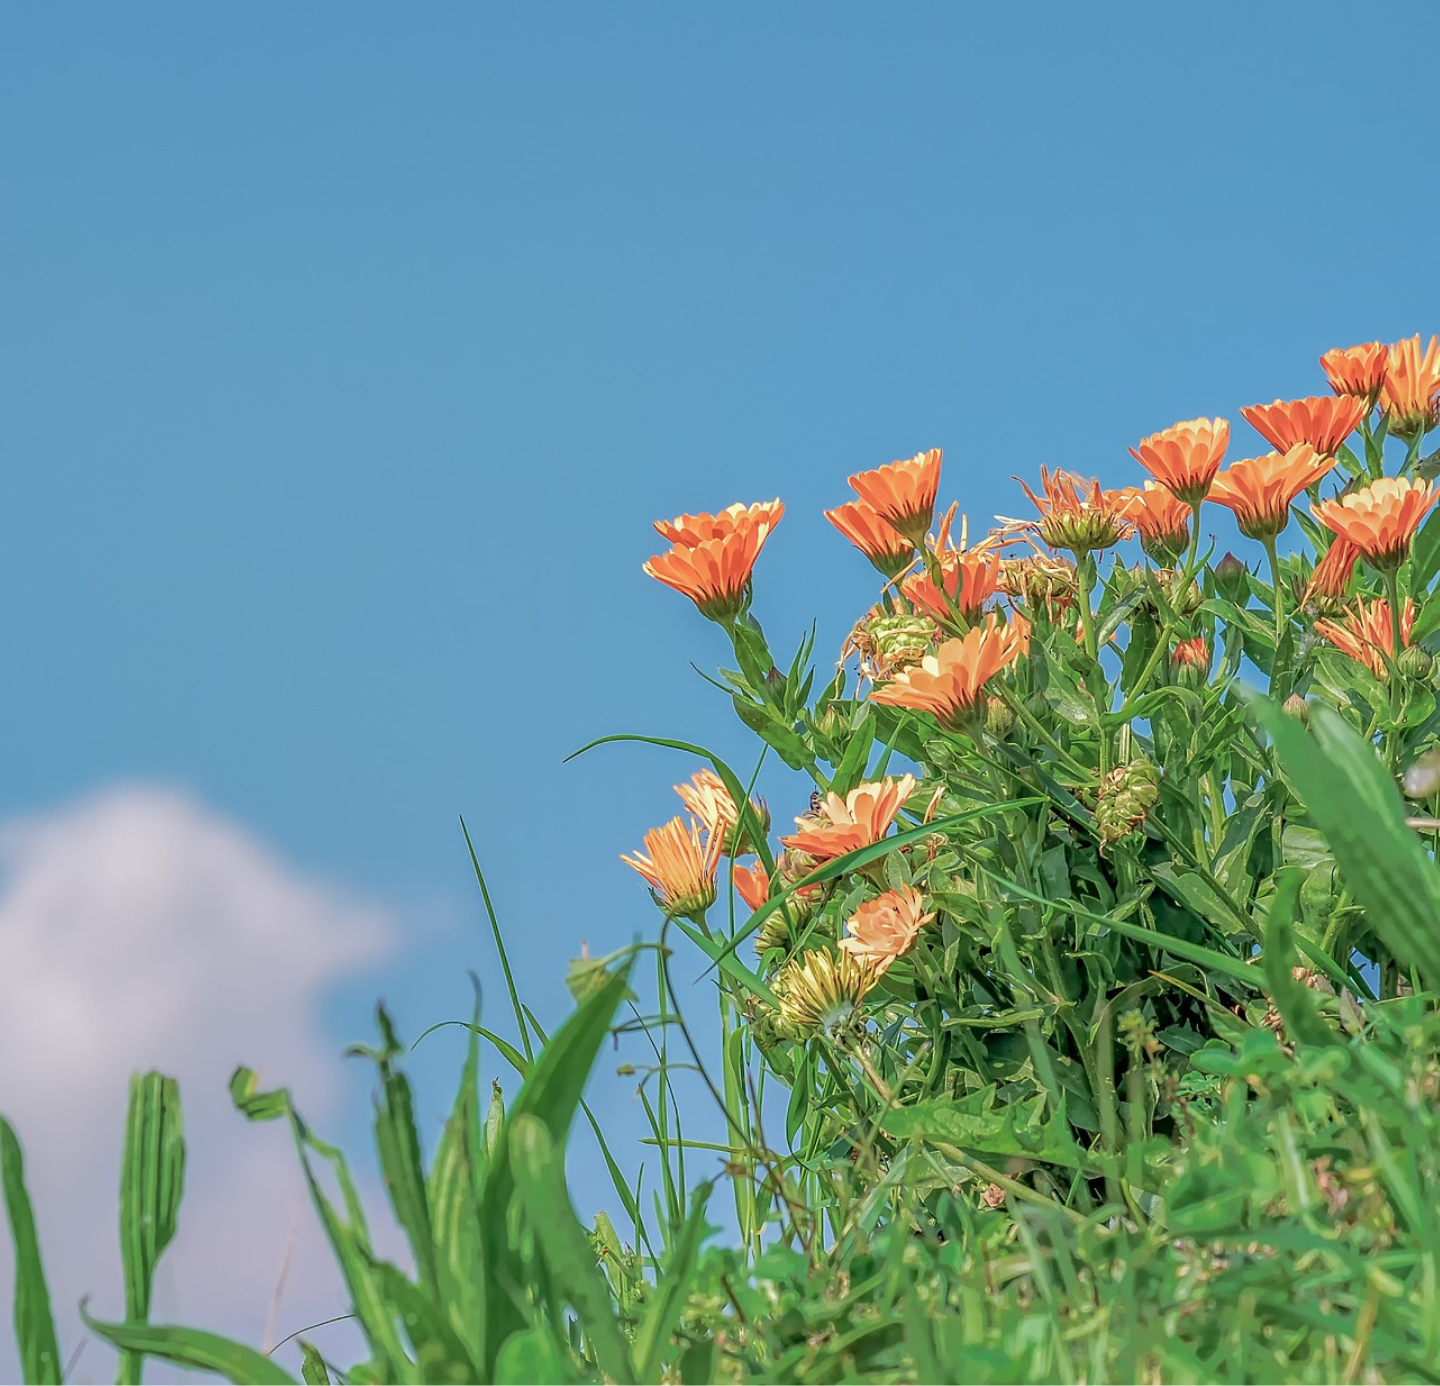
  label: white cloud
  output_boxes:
[0,785,400,1382]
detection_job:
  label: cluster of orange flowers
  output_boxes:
[627,334,1440,1035]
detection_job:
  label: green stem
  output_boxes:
[1382,566,1405,773]
[1261,532,1287,667]
[1074,552,1111,776]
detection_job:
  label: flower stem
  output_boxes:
[1261,533,1287,656]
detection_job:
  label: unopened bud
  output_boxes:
[1404,747,1440,800]
[1398,645,1435,682]
[984,695,1015,739]
[1215,552,1249,603]
[1282,693,1311,725]
[1096,758,1162,847]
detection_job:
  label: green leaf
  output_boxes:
[80,1307,298,1385]
[477,961,635,1380]
[367,1008,440,1302]
[118,1071,186,1385]
[492,1327,571,1385]
[0,1116,62,1385]
[1249,695,1440,989]
[883,1088,1098,1173]
[1262,869,1335,1049]
[298,1342,331,1385]
[507,1115,634,1384]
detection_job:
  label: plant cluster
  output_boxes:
[6,335,1440,1383]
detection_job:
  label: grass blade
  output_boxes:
[0,1115,62,1385]
[117,1072,186,1386]
[80,1307,298,1385]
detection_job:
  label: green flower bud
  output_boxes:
[1214,551,1249,603]
[1398,645,1435,682]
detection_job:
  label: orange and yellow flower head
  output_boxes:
[869,613,1030,732]
[1381,335,1440,438]
[674,769,769,856]
[901,548,1001,623]
[1305,534,1361,606]
[621,816,722,917]
[824,498,914,578]
[644,500,784,621]
[1129,417,1229,506]
[1018,467,1134,554]
[1320,342,1388,403]
[1315,598,1416,681]
[1207,444,1335,541]
[846,449,942,548]
[1240,396,1368,457]
[839,885,935,970]
[1313,477,1438,573]
[1115,482,1191,562]
[779,774,917,864]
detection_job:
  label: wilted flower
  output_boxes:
[1320,342,1388,403]
[1313,477,1437,572]
[1240,396,1368,456]
[1282,693,1311,724]
[780,775,918,864]
[869,614,1030,732]
[1096,759,1162,847]
[902,548,1001,623]
[824,498,914,578]
[1129,417,1229,506]
[1000,552,1078,608]
[621,816,722,917]
[773,948,884,1040]
[645,500,784,621]
[1381,335,1440,438]
[1315,597,1416,680]
[1017,467,1134,553]
[1207,444,1335,540]
[1304,534,1361,605]
[1115,482,1192,561]
[839,886,935,969]
[846,449,942,547]
[843,609,940,682]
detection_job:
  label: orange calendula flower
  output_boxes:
[1321,342,1388,402]
[1207,444,1335,541]
[674,769,768,855]
[839,885,935,970]
[1115,482,1191,561]
[1240,396,1368,457]
[653,500,785,547]
[1017,467,1134,554]
[779,774,917,864]
[732,861,770,914]
[1305,534,1361,604]
[869,613,1030,732]
[1315,597,1416,681]
[847,449,942,547]
[901,548,1001,623]
[824,498,914,578]
[621,816,721,917]
[644,500,784,621]
[1129,417,1229,506]
[1381,335,1440,437]
[1313,477,1438,572]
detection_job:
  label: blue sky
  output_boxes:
[3,0,1439,1369]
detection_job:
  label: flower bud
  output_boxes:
[984,695,1015,739]
[1215,552,1249,603]
[1398,645,1435,682]
[1282,693,1311,725]
[1403,747,1440,800]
